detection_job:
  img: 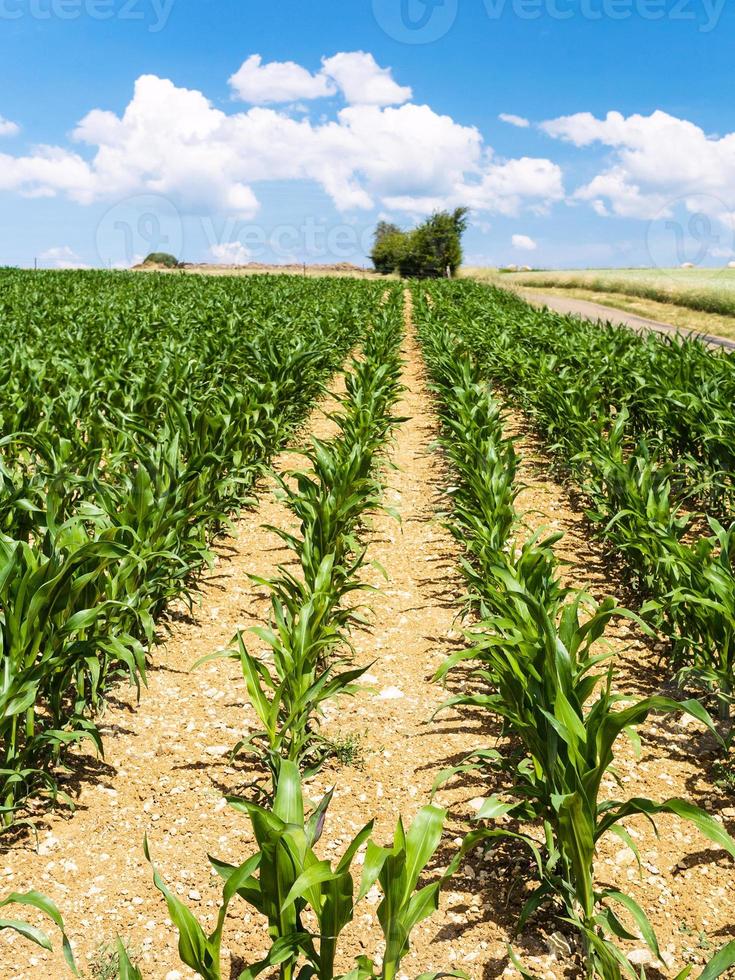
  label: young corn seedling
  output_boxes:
[215,556,371,786]
[0,889,77,974]
[0,271,384,826]
[146,761,463,980]
[414,291,735,978]
[416,280,735,749]
[456,578,735,979]
[205,306,404,787]
[666,518,735,724]
[0,526,130,824]
[269,437,388,598]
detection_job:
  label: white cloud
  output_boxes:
[0,63,564,221]
[321,52,411,107]
[0,145,96,201]
[573,169,670,220]
[229,55,334,104]
[499,113,530,129]
[210,241,251,264]
[459,157,564,215]
[228,51,410,108]
[541,109,735,225]
[39,245,90,269]
[512,234,537,251]
[0,116,19,137]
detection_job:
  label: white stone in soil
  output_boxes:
[628,948,654,966]
[615,847,637,866]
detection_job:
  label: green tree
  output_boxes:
[370,222,404,274]
[370,209,469,279]
[142,252,180,268]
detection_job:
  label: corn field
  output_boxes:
[1,270,735,979]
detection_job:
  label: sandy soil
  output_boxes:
[1,294,733,979]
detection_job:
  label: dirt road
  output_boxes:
[517,287,735,351]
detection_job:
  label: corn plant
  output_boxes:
[415,280,735,731]
[223,560,371,784]
[0,271,390,826]
[0,526,132,823]
[205,295,405,788]
[416,301,735,978]
[455,578,735,978]
[146,761,463,980]
[665,526,735,721]
[0,889,76,973]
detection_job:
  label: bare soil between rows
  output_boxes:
[1,295,733,979]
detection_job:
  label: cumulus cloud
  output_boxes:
[499,113,530,129]
[229,55,335,104]
[210,241,251,264]
[39,245,90,269]
[0,146,96,201]
[541,109,735,225]
[0,116,19,137]
[228,51,410,107]
[0,60,564,221]
[512,234,537,251]
[321,52,411,107]
[458,157,564,216]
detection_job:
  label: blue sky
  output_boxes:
[1,0,734,270]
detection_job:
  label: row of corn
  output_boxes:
[417,280,735,724]
[121,287,470,979]
[413,287,735,980]
[0,271,383,826]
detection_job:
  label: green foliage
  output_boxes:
[415,279,735,723]
[141,252,179,267]
[370,222,404,275]
[0,270,385,824]
[0,889,77,973]
[147,761,463,980]
[370,208,468,279]
[143,288,461,979]
[202,291,405,787]
[416,299,735,979]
